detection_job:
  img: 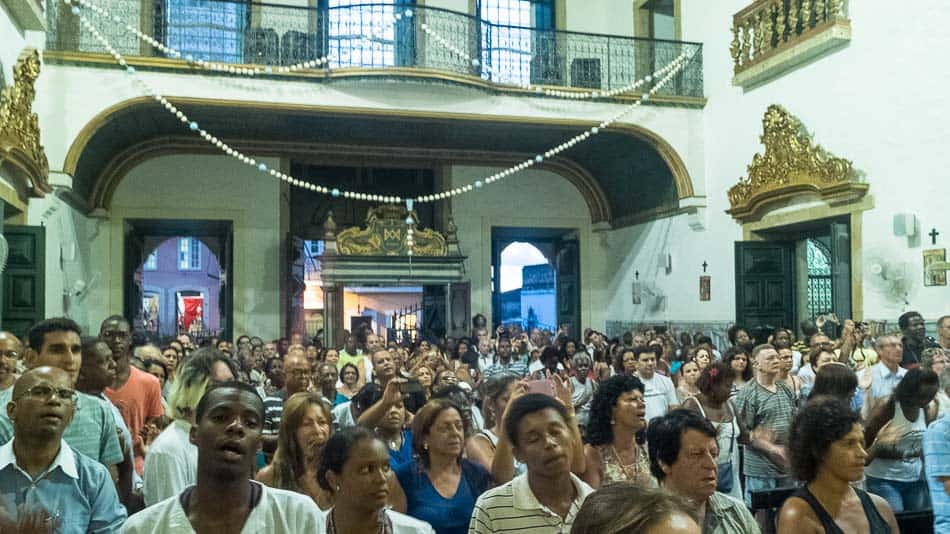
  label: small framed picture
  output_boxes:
[924,249,947,286]
[700,276,711,301]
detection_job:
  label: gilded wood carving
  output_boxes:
[0,48,50,196]
[337,205,448,257]
[727,105,865,221]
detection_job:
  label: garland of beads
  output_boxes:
[66,0,691,255]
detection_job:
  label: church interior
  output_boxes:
[2,0,950,530]
[2,0,943,345]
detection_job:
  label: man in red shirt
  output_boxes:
[100,315,164,474]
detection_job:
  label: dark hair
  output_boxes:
[695,335,713,346]
[316,426,377,491]
[264,356,283,374]
[352,383,384,415]
[646,409,717,481]
[789,397,861,482]
[412,398,463,468]
[808,346,836,369]
[865,368,939,448]
[28,317,82,353]
[180,347,238,387]
[809,363,858,402]
[571,483,699,534]
[695,361,735,396]
[540,345,560,365]
[503,393,569,448]
[727,325,748,345]
[143,358,167,378]
[338,362,360,382]
[722,347,752,381]
[587,374,646,446]
[194,380,264,423]
[898,311,922,330]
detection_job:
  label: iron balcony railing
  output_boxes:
[46,0,703,99]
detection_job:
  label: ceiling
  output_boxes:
[71,98,683,227]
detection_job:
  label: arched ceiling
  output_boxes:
[66,98,691,227]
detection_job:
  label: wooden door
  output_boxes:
[735,241,796,336]
[555,235,581,340]
[1,225,45,338]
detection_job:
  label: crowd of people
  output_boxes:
[0,310,947,532]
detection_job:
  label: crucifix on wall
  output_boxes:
[930,228,940,245]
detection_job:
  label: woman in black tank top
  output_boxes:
[777,398,899,534]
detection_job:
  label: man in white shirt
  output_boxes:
[470,393,592,533]
[859,335,907,418]
[142,347,236,506]
[123,381,324,533]
[634,346,678,423]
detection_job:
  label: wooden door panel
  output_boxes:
[735,241,795,332]
[1,225,45,338]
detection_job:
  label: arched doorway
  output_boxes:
[124,219,233,343]
[498,242,556,331]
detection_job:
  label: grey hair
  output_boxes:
[873,334,901,351]
[572,352,592,366]
[940,366,950,392]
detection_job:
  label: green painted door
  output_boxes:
[735,240,796,338]
[1,225,45,338]
[555,236,581,340]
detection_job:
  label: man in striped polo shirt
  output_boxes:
[469,393,592,533]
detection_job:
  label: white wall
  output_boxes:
[90,154,284,339]
[672,0,950,323]
[450,164,608,330]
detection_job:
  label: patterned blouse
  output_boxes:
[598,442,657,488]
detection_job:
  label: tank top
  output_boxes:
[692,397,737,465]
[475,429,526,476]
[792,486,891,534]
[865,401,925,482]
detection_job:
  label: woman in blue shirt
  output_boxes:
[376,397,414,469]
[393,398,492,534]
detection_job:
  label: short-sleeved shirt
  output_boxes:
[122,481,324,533]
[637,373,678,423]
[395,459,490,534]
[469,473,593,534]
[734,380,797,478]
[863,362,906,404]
[105,366,165,473]
[0,390,123,468]
[262,389,289,436]
[143,419,197,507]
[0,439,126,534]
[483,359,528,379]
[925,415,950,532]
[387,429,414,469]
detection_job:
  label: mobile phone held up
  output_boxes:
[526,379,557,398]
[398,379,424,395]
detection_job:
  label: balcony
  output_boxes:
[43,0,703,103]
[731,0,850,89]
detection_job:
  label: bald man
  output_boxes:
[0,332,21,392]
[0,367,125,533]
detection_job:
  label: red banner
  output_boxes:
[179,296,203,330]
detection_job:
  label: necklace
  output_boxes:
[609,442,641,481]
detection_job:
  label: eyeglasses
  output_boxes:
[15,384,77,403]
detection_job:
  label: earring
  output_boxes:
[424,443,428,450]
[610,419,615,425]
[336,485,341,492]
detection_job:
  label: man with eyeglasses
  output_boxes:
[261,351,313,458]
[0,318,123,479]
[793,334,834,385]
[0,366,126,533]
[100,315,164,476]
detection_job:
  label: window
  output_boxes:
[806,238,833,319]
[178,237,202,271]
[164,0,246,63]
[144,251,158,271]
[304,240,325,281]
[641,0,676,40]
[327,1,413,68]
[479,0,555,85]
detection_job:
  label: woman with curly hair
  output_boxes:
[778,397,898,534]
[256,392,334,509]
[579,374,656,489]
[681,362,743,499]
